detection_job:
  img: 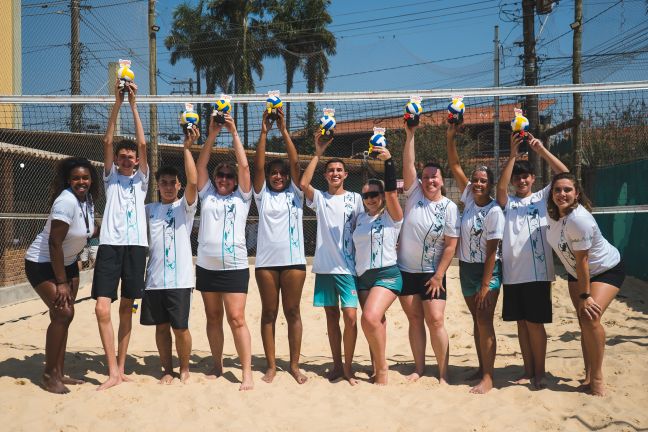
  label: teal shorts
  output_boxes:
[313,274,359,308]
[357,265,403,294]
[459,261,502,297]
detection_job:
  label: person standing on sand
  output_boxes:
[139,128,198,385]
[300,133,364,386]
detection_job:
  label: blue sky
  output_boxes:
[19,0,648,96]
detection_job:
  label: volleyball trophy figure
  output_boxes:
[213,94,232,124]
[266,90,283,122]
[367,127,387,158]
[447,95,465,125]
[116,59,134,94]
[319,108,336,141]
[180,103,200,132]
[511,108,530,145]
[404,96,423,127]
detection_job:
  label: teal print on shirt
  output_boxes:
[286,191,301,263]
[124,178,139,243]
[421,201,447,271]
[370,214,385,269]
[557,218,576,274]
[222,197,236,269]
[163,206,177,288]
[525,202,549,279]
[343,193,356,270]
[469,207,487,262]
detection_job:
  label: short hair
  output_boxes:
[324,158,346,171]
[114,139,138,157]
[512,160,533,176]
[422,161,444,178]
[155,165,179,181]
[212,162,239,184]
[546,172,592,220]
[472,165,495,186]
[265,158,289,177]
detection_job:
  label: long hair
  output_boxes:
[50,157,101,206]
[546,172,592,221]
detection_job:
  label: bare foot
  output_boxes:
[239,370,254,391]
[41,373,70,394]
[511,374,532,385]
[343,365,358,386]
[469,378,493,394]
[262,368,276,383]
[405,371,423,382]
[205,365,223,380]
[373,369,389,386]
[97,374,123,391]
[327,365,344,382]
[61,376,84,385]
[532,375,547,390]
[159,374,174,384]
[588,378,606,397]
[290,367,308,385]
[438,376,449,385]
[179,370,190,384]
[120,373,132,383]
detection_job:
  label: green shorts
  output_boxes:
[313,274,358,308]
[357,265,403,294]
[459,261,502,297]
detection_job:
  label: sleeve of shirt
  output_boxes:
[136,168,150,190]
[460,182,473,206]
[253,181,266,209]
[198,181,213,200]
[536,184,551,201]
[239,186,253,202]
[183,195,198,215]
[355,193,365,218]
[403,179,421,198]
[567,213,594,251]
[444,201,460,238]
[50,194,75,225]
[306,189,321,211]
[104,164,115,182]
[485,206,505,240]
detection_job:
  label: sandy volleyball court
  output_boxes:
[1,265,647,431]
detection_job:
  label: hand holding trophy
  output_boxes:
[212,94,232,125]
[116,59,134,95]
[266,90,283,122]
[511,108,530,145]
[447,95,465,125]
[367,127,387,159]
[319,108,336,141]
[180,103,200,132]
[404,96,423,127]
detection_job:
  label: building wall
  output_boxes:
[0,0,22,128]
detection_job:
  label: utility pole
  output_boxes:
[522,0,541,183]
[572,0,583,182]
[493,25,501,177]
[149,0,159,202]
[70,0,82,132]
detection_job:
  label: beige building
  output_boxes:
[0,0,22,128]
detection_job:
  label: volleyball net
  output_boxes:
[1,81,647,285]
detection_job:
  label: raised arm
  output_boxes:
[276,108,301,185]
[496,133,523,207]
[402,124,418,191]
[197,116,224,191]
[128,83,148,176]
[446,123,468,193]
[299,133,330,202]
[376,147,403,222]
[528,133,568,174]
[224,114,251,194]
[103,80,123,175]
[183,128,199,206]
[254,111,273,193]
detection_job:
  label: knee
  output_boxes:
[476,312,494,329]
[227,312,247,330]
[261,308,278,324]
[325,308,341,322]
[205,309,224,325]
[283,305,301,323]
[156,323,171,336]
[342,310,357,328]
[579,316,602,331]
[361,312,382,331]
[53,305,75,325]
[95,302,111,322]
[426,313,445,330]
[405,309,425,326]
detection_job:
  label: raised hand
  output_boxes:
[261,110,273,134]
[223,114,238,134]
[183,127,200,148]
[374,146,392,161]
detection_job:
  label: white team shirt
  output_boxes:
[145,197,197,289]
[397,181,459,273]
[197,182,252,270]
[458,183,505,263]
[100,165,149,247]
[501,184,556,284]
[26,188,94,266]
[307,190,364,275]
[254,180,306,267]
[353,210,402,277]
[546,204,620,279]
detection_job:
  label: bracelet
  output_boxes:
[579,292,591,300]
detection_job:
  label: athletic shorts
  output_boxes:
[567,260,625,289]
[196,266,250,293]
[313,274,358,308]
[24,259,79,288]
[357,265,403,294]
[400,271,446,301]
[140,288,193,329]
[255,264,307,272]
[91,245,147,302]
[502,281,552,324]
[459,261,502,297]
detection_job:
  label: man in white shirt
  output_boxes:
[300,134,364,385]
[92,81,149,390]
[140,128,198,384]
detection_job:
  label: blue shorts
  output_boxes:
[313,274,358,308]
[459,261,502,297]
[357,265,403,294]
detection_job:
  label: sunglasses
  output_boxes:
[216,171,235,179]
[362,191,381,200]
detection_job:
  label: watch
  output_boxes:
[579,292,591,300]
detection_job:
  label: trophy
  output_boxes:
[367,127,387,158]
[212,94,232,125]
[511,108,530,145]
[319,108,336,139]
[404,96,422,127]
[266,90,283,121]
[180,103,200,131]
[447,95,465,125]
[116,59,134,94]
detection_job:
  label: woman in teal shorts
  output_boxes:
[352,147,403,385]
[447,124,505,394]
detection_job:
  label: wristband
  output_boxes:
[384,158,397,192]
[56,280,68,285]
[579,292,591,300]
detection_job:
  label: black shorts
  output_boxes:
[140,288,192,329]
[399,271,446,301]
[24,259,80,288]
[91,245,147,302]
[255,264,306,272]
[196,266,250,293]
[567,260,626,289]
[502,281,552,324]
